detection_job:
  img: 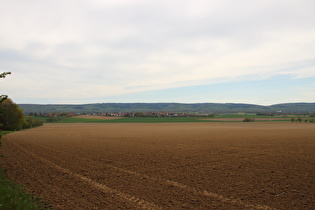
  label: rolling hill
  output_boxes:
[18,103,315,114]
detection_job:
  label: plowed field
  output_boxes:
[1,123,314,209]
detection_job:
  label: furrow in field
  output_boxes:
[11,141,162,210]
[4,123,314,209]
[103,164,275,210]
[28,141,274,209]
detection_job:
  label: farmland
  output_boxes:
[0,122,314,209]
[33,113,315,124]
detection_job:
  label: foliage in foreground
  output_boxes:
[0,169,47,210]
[0,72,11,105]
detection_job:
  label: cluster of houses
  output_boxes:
[102,112,215,117]
[28,112,215,118]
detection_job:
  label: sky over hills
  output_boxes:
[1,0,315,105]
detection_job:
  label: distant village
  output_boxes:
[27,112,216,118]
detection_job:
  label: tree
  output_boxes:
[23,116,43,129]
[0,72,11,144]
[0,98,24,130]
[0,72,11,133]
[0,72,26,130]
[0,72,43,130]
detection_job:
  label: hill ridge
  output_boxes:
[18,102,315,114]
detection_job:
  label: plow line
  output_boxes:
[12,141,162,210]
[16,141,275,210]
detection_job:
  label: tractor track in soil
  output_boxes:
[0,123,314,209]
[15,140,272,210]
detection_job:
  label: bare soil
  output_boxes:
[0,123,314,209]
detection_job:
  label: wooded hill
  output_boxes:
[18,103,315,114]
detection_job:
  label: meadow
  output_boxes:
[35,113,315,124]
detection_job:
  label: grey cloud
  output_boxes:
[1,0,315,103]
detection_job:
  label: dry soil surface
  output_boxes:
[0,123,314,209]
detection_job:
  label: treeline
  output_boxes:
[291,117,315,123]
[0,98,43,131]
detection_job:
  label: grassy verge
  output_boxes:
[0,132,49,209]
[0,169,47,210]
[29,115,315,124]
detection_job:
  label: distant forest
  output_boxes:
[19,103,315,114]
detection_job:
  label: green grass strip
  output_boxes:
[56,117,213,123]
[0,169,48,210]
[57,116,300,123]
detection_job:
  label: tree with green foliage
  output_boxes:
[23,116,43,128]
[0,72,27,130]
[0,72,11,162]
[0,98,25,130]
[0,72,11,137]
[0,72,43,130]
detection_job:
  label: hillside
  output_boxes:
[18,103,315,114]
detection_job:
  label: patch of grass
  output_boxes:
[54,116,304,123]
[23,116,71,123]
[44,115,315,124]
[214,114,287,119]
[57,117,212,123]
[0,169,48,210]
[214,114,257,118]
[112,117,211,123]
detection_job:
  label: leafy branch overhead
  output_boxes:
[0,72,11,78]
[0,72,11,103]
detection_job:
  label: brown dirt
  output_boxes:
[73,115,124,120]
[0,123,314,209]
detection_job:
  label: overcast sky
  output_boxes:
[1,0,314,105]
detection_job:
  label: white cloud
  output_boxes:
[1,0,315,104]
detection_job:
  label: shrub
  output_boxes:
[23,116,43,129]
[243,118,255,122]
